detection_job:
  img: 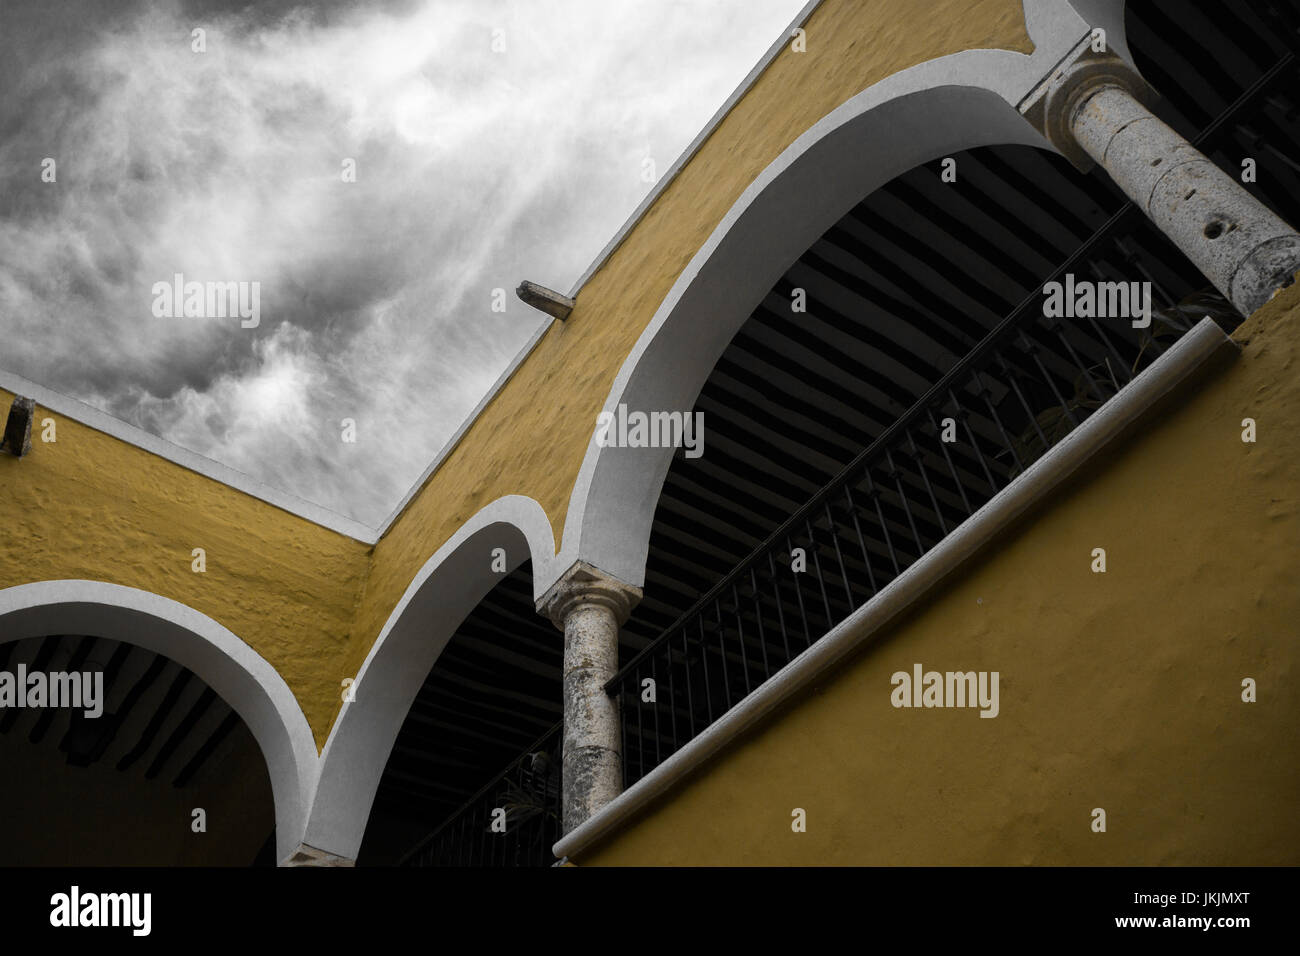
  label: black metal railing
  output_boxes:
[401,722,561,867]
[399,46,1290,864]
[599,48,1300,792]
[605,213,1240,789]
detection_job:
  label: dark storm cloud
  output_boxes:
[0,0,807,524]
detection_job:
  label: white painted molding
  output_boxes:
[553,317,1239,861]
[301,494,559,861]
[0,580,320,864]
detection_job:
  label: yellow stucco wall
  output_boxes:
[572,283,1300,865]
[0,398,370,748]
[350,0,1036,680]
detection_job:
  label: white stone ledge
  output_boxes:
[553,316,1239,862]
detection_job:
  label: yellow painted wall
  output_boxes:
[0,397,370,748]
[572,283,1300,865]
[351,0,1037,679]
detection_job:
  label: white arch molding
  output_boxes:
[303,494,559,861]
[553,2,1127,595]
[0,579,319,864]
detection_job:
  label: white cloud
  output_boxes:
[0,0,808,524]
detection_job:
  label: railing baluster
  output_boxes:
[731,584,751,697]
[715,599,732,708]
[950,388,1000,496]
[907,431,948,536]
[842,485,879,596]
[786,535,814,649]
[636,664,645,784]
[767,551,794,665]
[864,471,900,578]
[971,370,1025,474]
[885,448,925,559]
[925,406,973,516]
[750,567,772,682]
[621,683,630,788]
[995,352,1050,452]
[1047,321,1108,404]
[681,628,696,739]
[805,518,834,631]
[650,656,660,767]
[1082,313,1135,385]
[1023,331,1079,428]
[823,500,854,609]
[698,615,713,725]
[664,633,678,752]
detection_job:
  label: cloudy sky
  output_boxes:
[0,0,806,526]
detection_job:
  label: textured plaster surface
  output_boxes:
[0,401,370,748]
[572,279,1300,865]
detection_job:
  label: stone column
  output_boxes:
[1022,43,1300,316]
[537,560,642,834]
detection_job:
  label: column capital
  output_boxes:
[536,559,642,630]
[1018,36,1157,171]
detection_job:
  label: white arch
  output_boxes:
[0,579,318,864]
[553,17,1108,594]
[303,494,559,861]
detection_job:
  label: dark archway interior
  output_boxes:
[371,0,1300,864]
[359,561,560,864]
[0,634,275,865]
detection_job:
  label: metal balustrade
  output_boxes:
[602,46,1295,792]
[400,723,561,867]
[605,214,1240,789]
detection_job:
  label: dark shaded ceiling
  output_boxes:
[0,634,273,864]
[0,635,246,783]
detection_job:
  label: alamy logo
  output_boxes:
[1042,273,1151,328]
[594,404,704,459]
[151,273,261,328]
[50,886,151,936]
[0,666,103,718]
[890,663,999,718]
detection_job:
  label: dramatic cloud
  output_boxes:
[0,0,807,525]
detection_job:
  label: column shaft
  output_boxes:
[559,601,622,832]
[537,561,641,834]
[1070,83,1300,315]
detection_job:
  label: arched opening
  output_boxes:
[361,560,561,866]
[304,496,559,865]
[0,581,316,865]
[0,633,274,865]
[574,0,1300,790]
